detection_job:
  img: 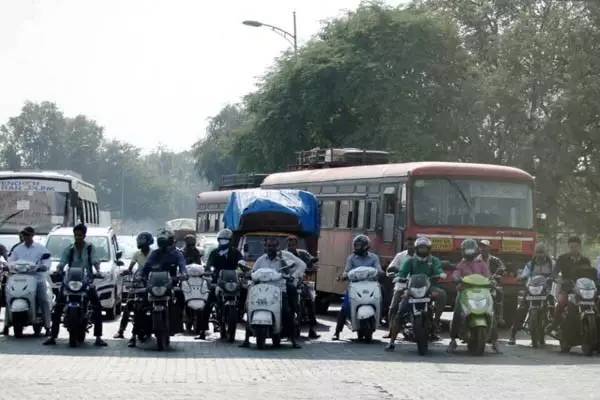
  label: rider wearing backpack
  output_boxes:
[43,224,107,346]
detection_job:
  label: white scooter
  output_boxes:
[181,263,211,336]
[347,266,381,342]
[247,268,284,349]
[4,253,53,337]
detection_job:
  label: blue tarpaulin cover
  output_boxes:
[224,189,320,236]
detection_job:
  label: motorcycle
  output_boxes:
[121,271,149,342]
[454,274,494,356]
[297,258,318,334]
[216,263,248,342]
[346,266,381,342]
[146,268,178,351]
[62,267,103,347]
[4,253,52,337]
[400,274,434,355]
[247,268,285,349]
[521,275,553,347]
[181,264,210,337]
[558,277,598,356]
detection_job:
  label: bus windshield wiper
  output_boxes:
[445,178,473,212]
[0,210,24,229]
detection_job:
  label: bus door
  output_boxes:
[381,182,406,253]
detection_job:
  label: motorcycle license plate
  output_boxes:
[409,297,430,304]
[579,301,596,306]
[526,295,546,301]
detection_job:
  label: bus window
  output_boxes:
[83,201,89,223]
[321,200,336,228]
[398,183,406,227]
[383,186,396,214]
[352,200,365,229]
[215,213,221,231]
[338,200,351,228]
[365,200,378,231]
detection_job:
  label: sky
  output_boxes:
[0,0,402,153]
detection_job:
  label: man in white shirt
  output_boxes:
[7,227,52,332]
[240,237,305,349]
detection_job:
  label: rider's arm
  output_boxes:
[284,251,306,279]
[6,245,18,263]
[452,261,464,282]
[552,256,563,279]
[89,245,101,273]
[175,250,188,275]
[519,262,531,280]
[387,253,403,273]
[431,257,445,278]
[397,258,411,278]
[56,246,71,274]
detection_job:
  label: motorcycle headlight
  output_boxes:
[224,282,237,292]
[528,285,544,296]
[409,286,428,298]
[68,281,83,291]
[468,298,489,311]
[579,289,596,300]
[151,286,168,297]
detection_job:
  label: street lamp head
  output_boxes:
[243,20,263,27]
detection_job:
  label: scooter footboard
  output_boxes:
[251,310,273,326]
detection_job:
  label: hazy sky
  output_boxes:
[0,0,406,152]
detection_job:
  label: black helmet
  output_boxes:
[353,234,370,256]
[156,229,175,249]
[184,234,196,247]
[136,232,154,248]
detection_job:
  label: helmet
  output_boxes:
[461,239,479,259]
[414,236,432,260]
[156,229,175,249]
[353,234,370,256]
[184,234,196,247]
[136,232,154,248]
[217,229,233,241]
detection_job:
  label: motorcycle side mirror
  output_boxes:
[41,253,51,260]
[116,260,125,267]
[312,257,319,263]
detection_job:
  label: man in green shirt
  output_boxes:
[44,224,107,346]
[385,237,447,351]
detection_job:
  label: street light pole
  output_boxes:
[243,11,298,56]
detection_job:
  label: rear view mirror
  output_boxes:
[116,250,123,260]
[41,253,51,260]
[116,260,125,267]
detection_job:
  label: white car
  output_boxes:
[45,226,124,319]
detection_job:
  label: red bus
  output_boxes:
[262,162,536,315]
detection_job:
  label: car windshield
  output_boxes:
[242,235,306,262]
[45,235,111,262]
[412,178,533,229]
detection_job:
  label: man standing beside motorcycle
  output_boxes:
[114,232,154,347]
[385,236,445,351]
[332,234,383,341]
[138,229,188,335]
[547,236,595,338]
[477,240,506,326]
[44,224,107,346]
[5,227,52,336]
[384,236,416,339]
[286,235,320,339]
[240,237,305,349]
[203,228,243,340]
[508,242,554,345]
[447,239,499,353]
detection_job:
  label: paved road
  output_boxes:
[0,309,598,400]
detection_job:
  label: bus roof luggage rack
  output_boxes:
[219,173,268,190]
[292,148,390,170]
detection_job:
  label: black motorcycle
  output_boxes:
[146,269,177,351]
[216,269,242,342]
[62,268,101,347]
[558,277,599,356]
[401,274,434,356]
[521,275,553,348]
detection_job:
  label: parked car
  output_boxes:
[45,226,124,319]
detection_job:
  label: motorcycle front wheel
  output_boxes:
[226,306,237,343]
[468,326,487,356]
[529,308,543,348]
[255,325,267,350]
[581,314,597,356]
[413,315,429,356]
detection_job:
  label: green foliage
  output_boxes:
[0,101,209,222]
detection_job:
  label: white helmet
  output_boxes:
[217,229,233,241]
[414,236,432,260]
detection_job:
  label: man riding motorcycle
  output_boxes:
[286,235,319,339]
[183,234,202,265]
[44,224,107,346]
[547,236,595,338]
[203,228,244,340]
[448,238,499,353]
[385,236,446,351]
[240,237,305,349]
[385,237,416,339]
[138,229,188,335]
[508,242,554,345]
[5,227,52,335]
[114,232,154,347]
[332,234,383,341]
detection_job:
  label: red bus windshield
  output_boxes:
[412,178,533,230]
